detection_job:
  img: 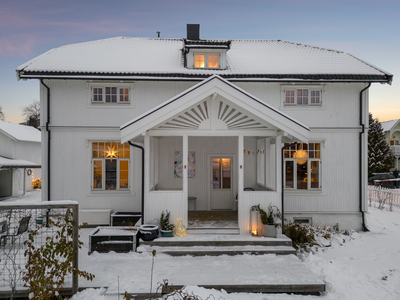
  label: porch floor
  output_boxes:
[188,210,238,228]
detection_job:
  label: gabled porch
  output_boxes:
[121,75,309,235]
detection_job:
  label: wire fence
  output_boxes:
[368,185,400,210]
[0,201,79,297]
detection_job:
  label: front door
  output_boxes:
[210,157,232,210]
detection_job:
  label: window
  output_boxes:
[284,88,321,106]
[91,142,130,191]
[284,143,321,190]
[91,86,130,104]
[194,53,219,69]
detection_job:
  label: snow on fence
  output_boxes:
[368,186,400,210]
[0,201,79,297]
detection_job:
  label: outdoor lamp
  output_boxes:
[250,206,261,236]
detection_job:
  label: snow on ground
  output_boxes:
[2,191,400,299]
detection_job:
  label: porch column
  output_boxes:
[238,134,244,195]
[182,134,188,195]
[275,134,282,194]
[144,131,150,223]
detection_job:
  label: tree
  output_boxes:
[0,105,5,121]
[368,113,394,176]
[22,100,40,129]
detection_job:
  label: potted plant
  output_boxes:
[256,204,282,238]
[159,210,175,237]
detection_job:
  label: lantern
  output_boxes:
[250,206,262,236]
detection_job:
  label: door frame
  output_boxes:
[207,153,237,210]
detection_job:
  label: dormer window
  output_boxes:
[194,53,219,69]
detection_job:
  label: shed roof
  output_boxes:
[0,156,41,169]
[17,37,392,83]
[0,121,41,143]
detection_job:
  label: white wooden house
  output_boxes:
[0,121,41,197]
[382,119,400,170]
[16,25,392,233]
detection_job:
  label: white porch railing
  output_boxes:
[238,191,280,235]
[145,191,188,227]
[368,185,400,210]
[390,145,400,156]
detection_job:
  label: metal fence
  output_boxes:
[0,201,79,298]
[368,185,400,210]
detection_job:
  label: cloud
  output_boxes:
[0,37,35,58]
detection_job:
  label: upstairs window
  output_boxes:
[194,53,219,69]
[284,88,321,106]
[91,86,130,104]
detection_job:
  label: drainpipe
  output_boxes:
[41,79,51,227]
[128,141,144,225]
[360,83,371,232]
[281,142,297,230]
[40,80,51,201]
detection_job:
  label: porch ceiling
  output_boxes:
[120,75,309,143]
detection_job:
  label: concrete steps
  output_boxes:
[138,234,295,256]
[187,227,240,235]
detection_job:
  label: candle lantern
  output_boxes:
[250,206,261,236]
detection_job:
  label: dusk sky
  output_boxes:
[1,0,399,124]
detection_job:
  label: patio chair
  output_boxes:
[0,215,31,246]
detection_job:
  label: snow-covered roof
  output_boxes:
[0,121,41,142]
[16,37,392,83]
[0,156,40,169]
[381,119,400,132]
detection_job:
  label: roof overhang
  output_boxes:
[121,75,309,143]
[0,157,41,169]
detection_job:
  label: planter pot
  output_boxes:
[36,217,44,225]
[264,224,277,238]
[160,229,174,237]
[139,224,159,241]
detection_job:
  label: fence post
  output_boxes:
[72,203,79,294]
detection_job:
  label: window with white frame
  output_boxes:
[284,88,322,106]
[194,53,219,69]
[92,142,130,191]
[91,86,130,104]
[284,143,321,190]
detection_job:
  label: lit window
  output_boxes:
[194,53,219,69]
[92,142,130,191]
[91,86,130,104]
[208,54,219,68]
[284,143,321,190]
[194,54,205,68]
[285,88,321,106]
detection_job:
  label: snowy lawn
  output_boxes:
[2,191,400,299]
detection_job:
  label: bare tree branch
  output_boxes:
[21,100,40,129]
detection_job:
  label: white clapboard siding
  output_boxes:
[238,191,279,235]
[145,191,187,227]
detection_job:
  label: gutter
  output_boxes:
[359,83,371,232]
[281,142,297,230]
[128,141,144,225]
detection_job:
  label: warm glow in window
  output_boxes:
[195,54,205,68]
[284,143,321,190]
[120,88,129,102]
[208,54,219,68]
[92,142,130,191]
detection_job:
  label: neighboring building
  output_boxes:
[381,119,400,170]
[16,25,392,232]
[0,121,41,197]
